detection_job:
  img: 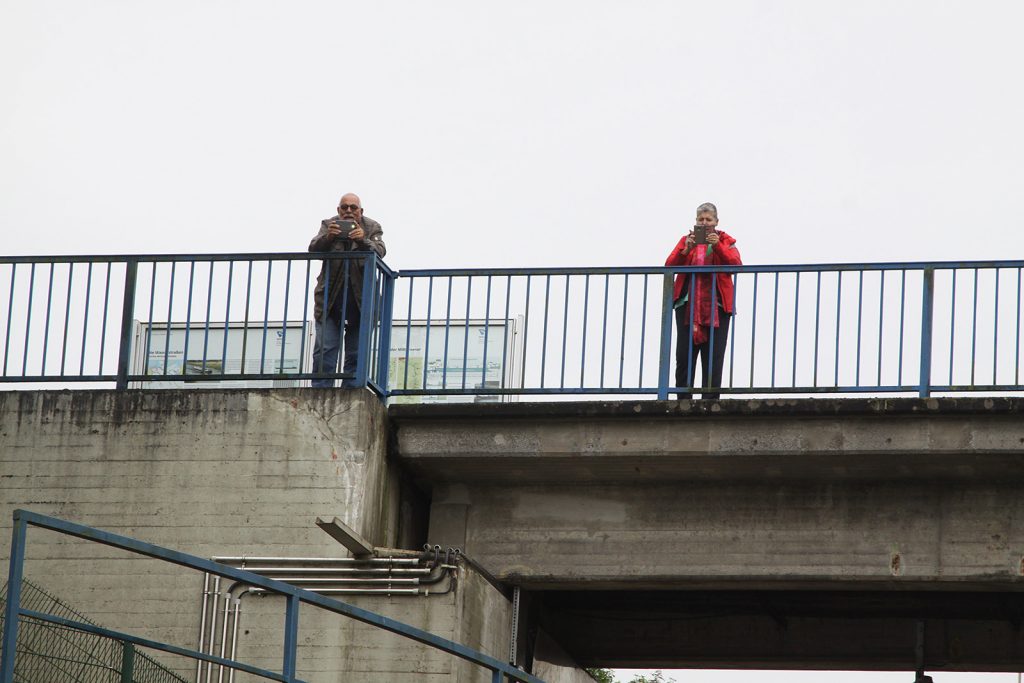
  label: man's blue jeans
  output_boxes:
[312,312,360,388]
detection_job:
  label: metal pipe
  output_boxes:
[246,576,422,585]
[212,556,423,564]
[227,595,241,683]
[194,573,211,683]
[247,587,422,596]
[204,577,220,683]
[226,566,431,575]
[216,590,231,683]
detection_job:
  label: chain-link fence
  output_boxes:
[1,580,186,683]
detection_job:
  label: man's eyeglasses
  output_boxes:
[339,203,361,212]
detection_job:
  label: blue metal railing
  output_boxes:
[1,255,1022,398]
[0,510,543,683]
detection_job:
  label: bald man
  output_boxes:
[308,193,387,388]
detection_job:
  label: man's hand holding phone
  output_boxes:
[327,219,362,241]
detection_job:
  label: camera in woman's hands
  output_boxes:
[692,224,708,245]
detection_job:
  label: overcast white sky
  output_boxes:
[3,1,1023,679]
[3,1,1024,270]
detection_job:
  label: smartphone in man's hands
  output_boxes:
[332,220,356,238]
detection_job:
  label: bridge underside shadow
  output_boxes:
[531,589,1024,672]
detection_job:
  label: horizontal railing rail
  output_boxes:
[1,254,1022,398]
[0,509,544,683]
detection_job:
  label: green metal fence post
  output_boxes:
[120,641,135,683]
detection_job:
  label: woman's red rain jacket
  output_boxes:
[664,229,743,312]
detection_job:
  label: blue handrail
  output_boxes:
[1,254,1022,398]
[0,509,544,683]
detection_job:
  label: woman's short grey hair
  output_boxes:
[696,202,718,218]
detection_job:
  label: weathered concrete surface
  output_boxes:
[392,397,1024,483]
[0,389,400,681]
[392,397,1024,671]
[0,389,592,682]
[394,398,1024,589]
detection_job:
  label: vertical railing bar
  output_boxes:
[728,274,738,390]
[378,265,397,393]
[441,276,453,389]
[163,263,176,377]
[462,276,473,389]
[580,274,591,387]
[993,267,1000,385]
[770,271,779,388]
[354,253,377,388]
[422,277,434,390]
[79,262,93,376]
[877,270,886,387]
[482,275,492,390]
[222,262,235,376]
[298,260,311,382]
[708,272,719,393]
[540,274,551,389]
[657,272,674,400]
[99,264,112,375]
[813,271,821,388]
[282,594,299,682]
[371,270,383,385]
[748,273,759,388]
[402,278,414,391]
[3,264,15,376]
[182,262,196,379]
[59,262,75,376]
[337,260,350,380]
[948,270,957,385]
[970,268,979,386]
[638,274,649,386]
[855,270,863,387]
[599,273,610,388]
[141,263,158,381]
[259,261,273,374]
[1016,267,1022,386]
[41,263,55,375]
[115,259,139,390]
[201,261,215,373]
[559,274,570,389]
[919,267,936,397]
[791,272,800,387]
[278,260,293,376]
[520,276,532,390]
[687,270,695,393]
[1,514,29,683]
[241,260,254,376]
[898,269,906,387]
[618,274,629,388]
[834,271,843,387]
[501,275,512,391]
[316,259,329,376]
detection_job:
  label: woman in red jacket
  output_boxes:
[664,202,743,399]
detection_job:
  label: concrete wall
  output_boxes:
[0,389,399,680]
[399,398,1024,589]
[0,389,593,682]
